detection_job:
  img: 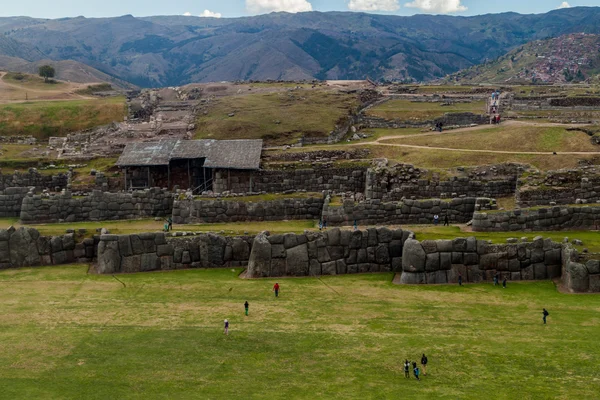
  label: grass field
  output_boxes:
[366,100,486,121]
[0,72,93,103]
[195,90,358,146]
[0,265,599,399]
[0,97,126,139]
[380,125,597,153]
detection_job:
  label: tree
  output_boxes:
[38,65,55,83]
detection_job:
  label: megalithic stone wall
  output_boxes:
[172,197,325,224]
[561,246,600,293]
[399,236,563,285]
[246,227,411,278]
[0,226,96,269]
[472,206,600,232]
[0,187,30,217]
[96,232,255,274]
[20,188,174,224]
[0,171,68,191]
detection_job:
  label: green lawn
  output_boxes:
[0,265,598,399]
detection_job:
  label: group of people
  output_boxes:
[224,283,281,335]
[434,122,444,132]
[433,214,449,226]
[490,90,501,123]
[404,354,428,380]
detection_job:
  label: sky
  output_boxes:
[0,0,598,19]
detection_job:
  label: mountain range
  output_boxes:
[2,7,600,87]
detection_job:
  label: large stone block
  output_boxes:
[467,265,483,283]
[97,240,121,274]
[448,264,467,283]
[425,253,440,272]
[157,244,174,257]
[533,263,548,280]
[567,262,589,292]
[140,253,160,272]
[402,239,426,272]
[286,244,309,276]
[426,270,447,284]
[479,253,498,270]
[585,260,600,275]
[400,272,426,284]
[589,275,600,293]
[375,245,390,265]
[247,233,272,278]
[463,253,479,266]
[121,255,142,273]
[309,259,321,276]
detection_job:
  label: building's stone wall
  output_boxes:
[96,232,254,274]
[0,187,29,217]
[472,206,600,232]
[399,236,563,284]
[0,170,68,191]
[172,197,324,224]
[323,197,494,227]
[0,227,95,269]
[562,246,600,293]
[20,188,174,224]
[246,228,410,278]
[213,168,366,195]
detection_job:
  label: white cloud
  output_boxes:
[405,0,467,14]
[348,0,400,11]
[246,0,313,14]
[183,11,192,16]
[558,1,571,9]
[200,9,222,18]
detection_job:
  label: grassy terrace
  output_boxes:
[1,265,599,398]
[366,99,486,121]
[0,97,126,139]
[195,90,358,146]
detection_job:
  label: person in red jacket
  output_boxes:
[273,283,280,298]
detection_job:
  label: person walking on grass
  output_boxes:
[433,214,439,225]
[543,308,549,324]
[404,360,410,378]
[458,273,463,286]
[224,319,229,335]
[244,301,249,316]
[421,354,428,376]
[413,362,420,381]
[502,277,507,289]
[493,273,499,286]
[167,217,173,231]
[444,214,449,226]
[273,282,280,298]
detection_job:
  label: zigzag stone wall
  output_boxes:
[0,187,30,217]
[96,232,254,274]
[0,227,95,269]
[562,246,600,293]
[246,228,410,278]
[0,171,68,191]
[400,236,563,284]
[172,197,324,224]
[472,206,600,232]
[20,188,174,224]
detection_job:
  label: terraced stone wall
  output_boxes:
[172,197,324,224]
[20,188,174,224]
[0,170,68,191]
[246,227,410,278]
[0,187,29,217]
[562,246,600,293]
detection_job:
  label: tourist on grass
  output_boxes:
[458,273,463,286]
[444,214,449,226]
[404,360,410,378]
[421,354,428,376]
[502,277,507,288]
[323,218,328,230]
[167,217,173,231]
[319,219,323,231]
[244,301,249,316]
[413,362,420,380]
[224,319,229,335]
[433,214,439,225]
[273,282,280,297]
[543,308,549,324]
[493,273,499,286]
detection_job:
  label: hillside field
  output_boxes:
[0,265,598,399]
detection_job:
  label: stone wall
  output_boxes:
[399,236,562,284]
[172,197,324,224]
[518,176,600,207]
[246,227,410,278]
[365,166,517,201]
[562,246,600,293]
[20,188,174,224]
[96,232,254,274]
[0,227,95,269]
[213,168,366,195]
[472,206,600,232]
[0,170,68,191]
[323,197,493,227]
[0,187,29,217]
[360,112,489,129]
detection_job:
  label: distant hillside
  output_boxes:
[446,33,600,85]
[2,8,600,86]
[0,56,136,89]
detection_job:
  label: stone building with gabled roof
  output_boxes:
[116,139,263,192]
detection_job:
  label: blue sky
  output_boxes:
[0,0,597,19]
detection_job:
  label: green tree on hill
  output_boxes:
[38,65,55,83]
